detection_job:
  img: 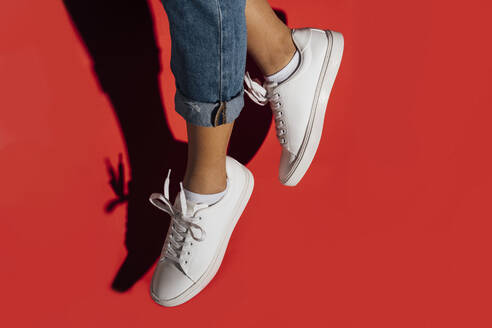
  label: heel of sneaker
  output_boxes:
[326,30,344,66]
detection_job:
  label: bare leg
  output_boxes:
[246,0,296,76]
[183,122,233,194]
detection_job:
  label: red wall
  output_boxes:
[1,0,492,327]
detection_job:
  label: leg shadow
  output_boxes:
[63,0,284,292]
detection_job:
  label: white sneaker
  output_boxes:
[148,156,254,307]
[244,28,344,186]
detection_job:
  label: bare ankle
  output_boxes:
[183,172,227,195]
[262,30,297,76]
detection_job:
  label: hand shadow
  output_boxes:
[63,0,286,292]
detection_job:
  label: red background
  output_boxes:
[1,0,492,327]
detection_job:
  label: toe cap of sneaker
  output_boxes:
[151,260,194,303]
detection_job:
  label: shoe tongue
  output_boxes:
[174,191,209,216]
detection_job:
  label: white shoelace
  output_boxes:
[149,170,207,264]
[244,72,288,145]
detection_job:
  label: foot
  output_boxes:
[148,156,254,307]
[244,28,344,186]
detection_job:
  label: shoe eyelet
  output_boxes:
[187,252,190,255]
[185,261,188,264]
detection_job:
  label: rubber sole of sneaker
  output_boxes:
[281,30,344,186]
[150,164,254,307]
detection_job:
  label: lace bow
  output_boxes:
[149,171,207,264]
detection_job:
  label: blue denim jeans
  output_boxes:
[161,0,247,127]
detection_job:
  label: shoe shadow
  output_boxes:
[63,0,285,292]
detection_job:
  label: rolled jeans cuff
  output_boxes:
[175,87,244,127]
